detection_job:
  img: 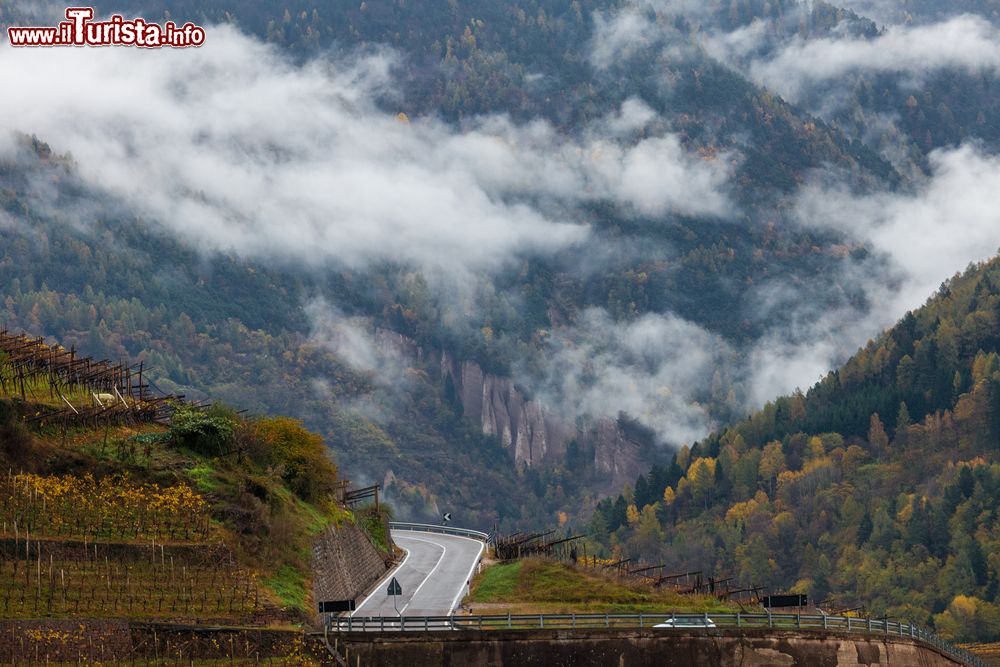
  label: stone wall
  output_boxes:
[311,520,391,618]
[0,620,321,663]
[339,628,969,667]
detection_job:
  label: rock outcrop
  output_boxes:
[439,350,572,468]
[588,419,644,489]
[377,329,651,492]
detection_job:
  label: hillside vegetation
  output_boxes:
[467,557,740,615]
[0,335,361,663]
[0,400,342,615]
[589,256,1000,642]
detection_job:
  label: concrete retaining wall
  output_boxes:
[311,520,390,617]
[339,628,967,667]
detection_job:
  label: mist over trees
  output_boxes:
[591,258,1000,641]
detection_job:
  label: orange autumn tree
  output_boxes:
[254,417,338,501]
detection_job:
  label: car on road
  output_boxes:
[653,617,717,628]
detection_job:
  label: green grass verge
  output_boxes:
[472,561,523,601]
[468,558,742,615]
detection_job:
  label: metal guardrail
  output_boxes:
[328,612,989,667]
[388,521,489,541]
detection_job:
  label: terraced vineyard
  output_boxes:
[1,472,211,542]
[0,541,258,619]
[0,330,179,429]
[0,473,331,662]
[0,472,259,621]
[0,472,333,663]
[0,334,344,665]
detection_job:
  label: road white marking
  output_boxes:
[352,542,412,617]
[396,534,447,614]
[448,537,485,616]
[352,530,488,618]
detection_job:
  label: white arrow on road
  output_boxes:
[352,529,483,617]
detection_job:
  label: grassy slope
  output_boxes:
[466,558,742,615]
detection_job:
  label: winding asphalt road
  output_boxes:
[352,530,484,617]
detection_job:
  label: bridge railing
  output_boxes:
[328,612,988,667]
[388,521,489,541]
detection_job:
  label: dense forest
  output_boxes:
[589,257,1000,642]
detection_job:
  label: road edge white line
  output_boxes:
[448,537,485,616]
[395,534,448,615]
[351,543,412,617]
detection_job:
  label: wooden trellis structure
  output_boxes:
[342,484,380,510]
[0,330,182,428]
[491,518,771,609]
[491,529,584,561]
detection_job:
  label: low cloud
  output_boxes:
[9,10,1000,453]
[304,300,416,423]
[0,25,732,283]
[590,9,664,69]
[305,301,386,376]
[743,15,1000,102]
[587,4,1000,412]
[589,3,713,71]
[592,4,1000,107]
[527,308,733,447]
[745,144,1000,403]
[796,145,1000,311]
[741,271,897,406]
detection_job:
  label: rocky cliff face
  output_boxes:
[377,329,649,491]
[374,328,423,363]
[439,350,573,468]
[588,419,643,490]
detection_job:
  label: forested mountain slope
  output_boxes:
[2,0,1000,537]
[114,0,899,193]
[0,138,528,526]
[590,256,1000,642]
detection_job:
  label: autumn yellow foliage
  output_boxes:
[1,472,209,540]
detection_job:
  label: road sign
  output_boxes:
[318,599,356,613]
[762,594,808,608]
[387,576,402,596]
[443,512,452,523]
